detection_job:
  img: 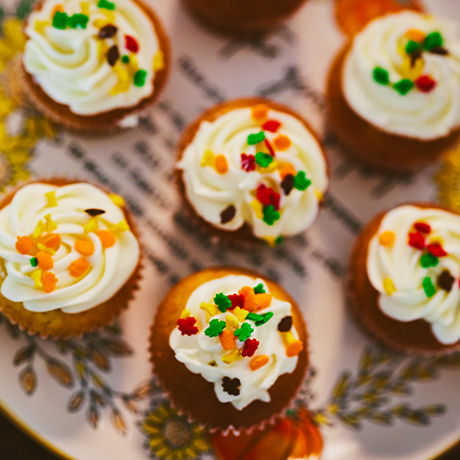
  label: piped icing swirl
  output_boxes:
[343,11,460,140]
[23,0,164,115]
[178,104,328,243]
[169,275,303,410]
[367,205,460,344]
[0,183,139,314]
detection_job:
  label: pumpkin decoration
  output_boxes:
[212,409,323,460]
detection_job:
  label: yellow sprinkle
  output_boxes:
[232,307,248,323]
[200,150,214,167]
[430,236,444,245]
[180,308,191,319]
[200,302,218,318]
[128,53,138,72]
[250,199,263,219]
[109,193,125,207]
[221,349,241,365]
[44,214,57,232]
[315,189,324,201]
[400,55,425,80]
[84,218,98,234]
[110,78,130,95]
[36,243,55,255]
[109,219,129,233]
[263,160,279,173]
[30,269,43,288]
[113,62,129,82]
[378,231,395,247]
[93,19,108,28]
[263,237,277,248]
[80,1,89,15]
[383,278,396,296]
[153,50,165,71]
[226,313,240,330]
[34,20,49,34]
[33,220,44,239]
[97,41,106,61]
[102,10,115,21]
[44,191,58,207]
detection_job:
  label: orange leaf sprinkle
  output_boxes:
[250,355,269,371]
[251,104,269,121]
[255,293,272,310]
[219,329,236,350]
[42,233,61,250]
[75,238,95,256]
[278,162,296,179]
[239,286,258,312]
[214,155,228,174]
[36,252,54,270]
[96,230,116,248]
[16,236,34,255]
[68,257,90,278]
[378,231,395,247]
[51,4,64,16]
[274,135,292,151]
[406,28,425,42]
[281,330,303,357]
[41,271,57,293]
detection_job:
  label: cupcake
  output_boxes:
[0,180,141,338]
[176,98,329,246]
[20,0,170,132]
[328,11,460,170]
[181,0,308,34]
[150,267,308,432]
[350,203,460,353]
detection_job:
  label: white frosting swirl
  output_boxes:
[367,205,460,344]
[178,106,328,240]
[169,275,301,410]
[343,11,460,140]
[0,183,139,314]
[24,0,160,115]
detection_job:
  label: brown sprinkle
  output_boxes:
[84,208,106,217]
[220,204,236,224]
[98,24,118,39]
[107,45,120,66]
[277,316,293,332]
[281,174,295,196]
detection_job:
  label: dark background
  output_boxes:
[1,411,459,459]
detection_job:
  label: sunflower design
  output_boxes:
[141,404,210,460]
[0,16,56,192]
[436,145,460,213]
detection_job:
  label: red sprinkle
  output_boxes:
[414,222,431,233]
[228,294,244,310]
[177,317,198,336]
[262,120,281,133]
[415,75,436,93]
[408,232,425,250]
[241,153,256,172]
[264,139,276,157]
[242,338,259,357]
[125,35,139,53]
[427,243,447,257]
[256,184,280,210]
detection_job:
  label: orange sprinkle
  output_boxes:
[278,162,296,179]
[274,135,292,151]
[239,286,258,312]
[250,355,269,371]
[255,293,272,310]
[406,28,425,42]
[15,236,34,255]
[51,4,64,16]
[214,154,228,174]
[36,252,54,270]
[286,340,303,357]
[68,257,90,278]
[378,231,395,247]
[251,104,269,122]
[75,238,95,256]
[96,230,116,248]
[219,329,236,350]
[42,233,61,250]
[41,271,57,293]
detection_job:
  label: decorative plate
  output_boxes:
[0,0,459,459]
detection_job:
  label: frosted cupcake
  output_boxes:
[20,0,170,132]
[177,98,329,246]
[328,11,460,169]
[0,180,141,338]
[150,267,308,432]
[350,204,460,353]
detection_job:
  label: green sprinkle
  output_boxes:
[255,312,273,326]
[234,322,254,341]
[294,171,311,191]
[52,11,68,29]
[214,292,231,313]
[255,152,273,168]
[393,79,414,95]
[373,66,390,85]
[134,69,147,87]
[30,257,38,267]
[204,319,226,337]
[422,276,436,298]
[67,13,89,29]
[405,40,421,54]
[247,131,266,145]
[420,253,439,268]
[423,31,443,51]
[98,0,116,10]
[254,283,265,294]
[121,55,130,64]
[246,312,264,322]
[263,205,280,225]
[274,236,284,246]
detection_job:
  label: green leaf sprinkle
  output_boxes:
[214,292,231,312]
[234,322,254,341]
[420,253,439,268]
[262,205,280,225]
[98,0,116,10]
[52,11,67,29]
[422,277,436,298]
[254,283,265,294]
[294,171,312,191]
[134,69,148,87]
[405,40,421,54]
[67,13,89,29]
[255,312,274,326]
[373,66,390,85]
[255,152,273,168]
[204,319,226,337]
[247,132,266,145]
[393,79,414,95]
[423,31,443,51]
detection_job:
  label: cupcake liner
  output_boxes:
[327,45,460,171]
[348,202,460,355]
[175,97,329,248]
[0,178,144,340]
[148,266,309,434]
[19,0,171,134]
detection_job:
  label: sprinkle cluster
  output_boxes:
[378,220,457,299]
[200,104,318,246]
[372,29,449,95]
[14,191,128,294]
[176,282,303,397]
